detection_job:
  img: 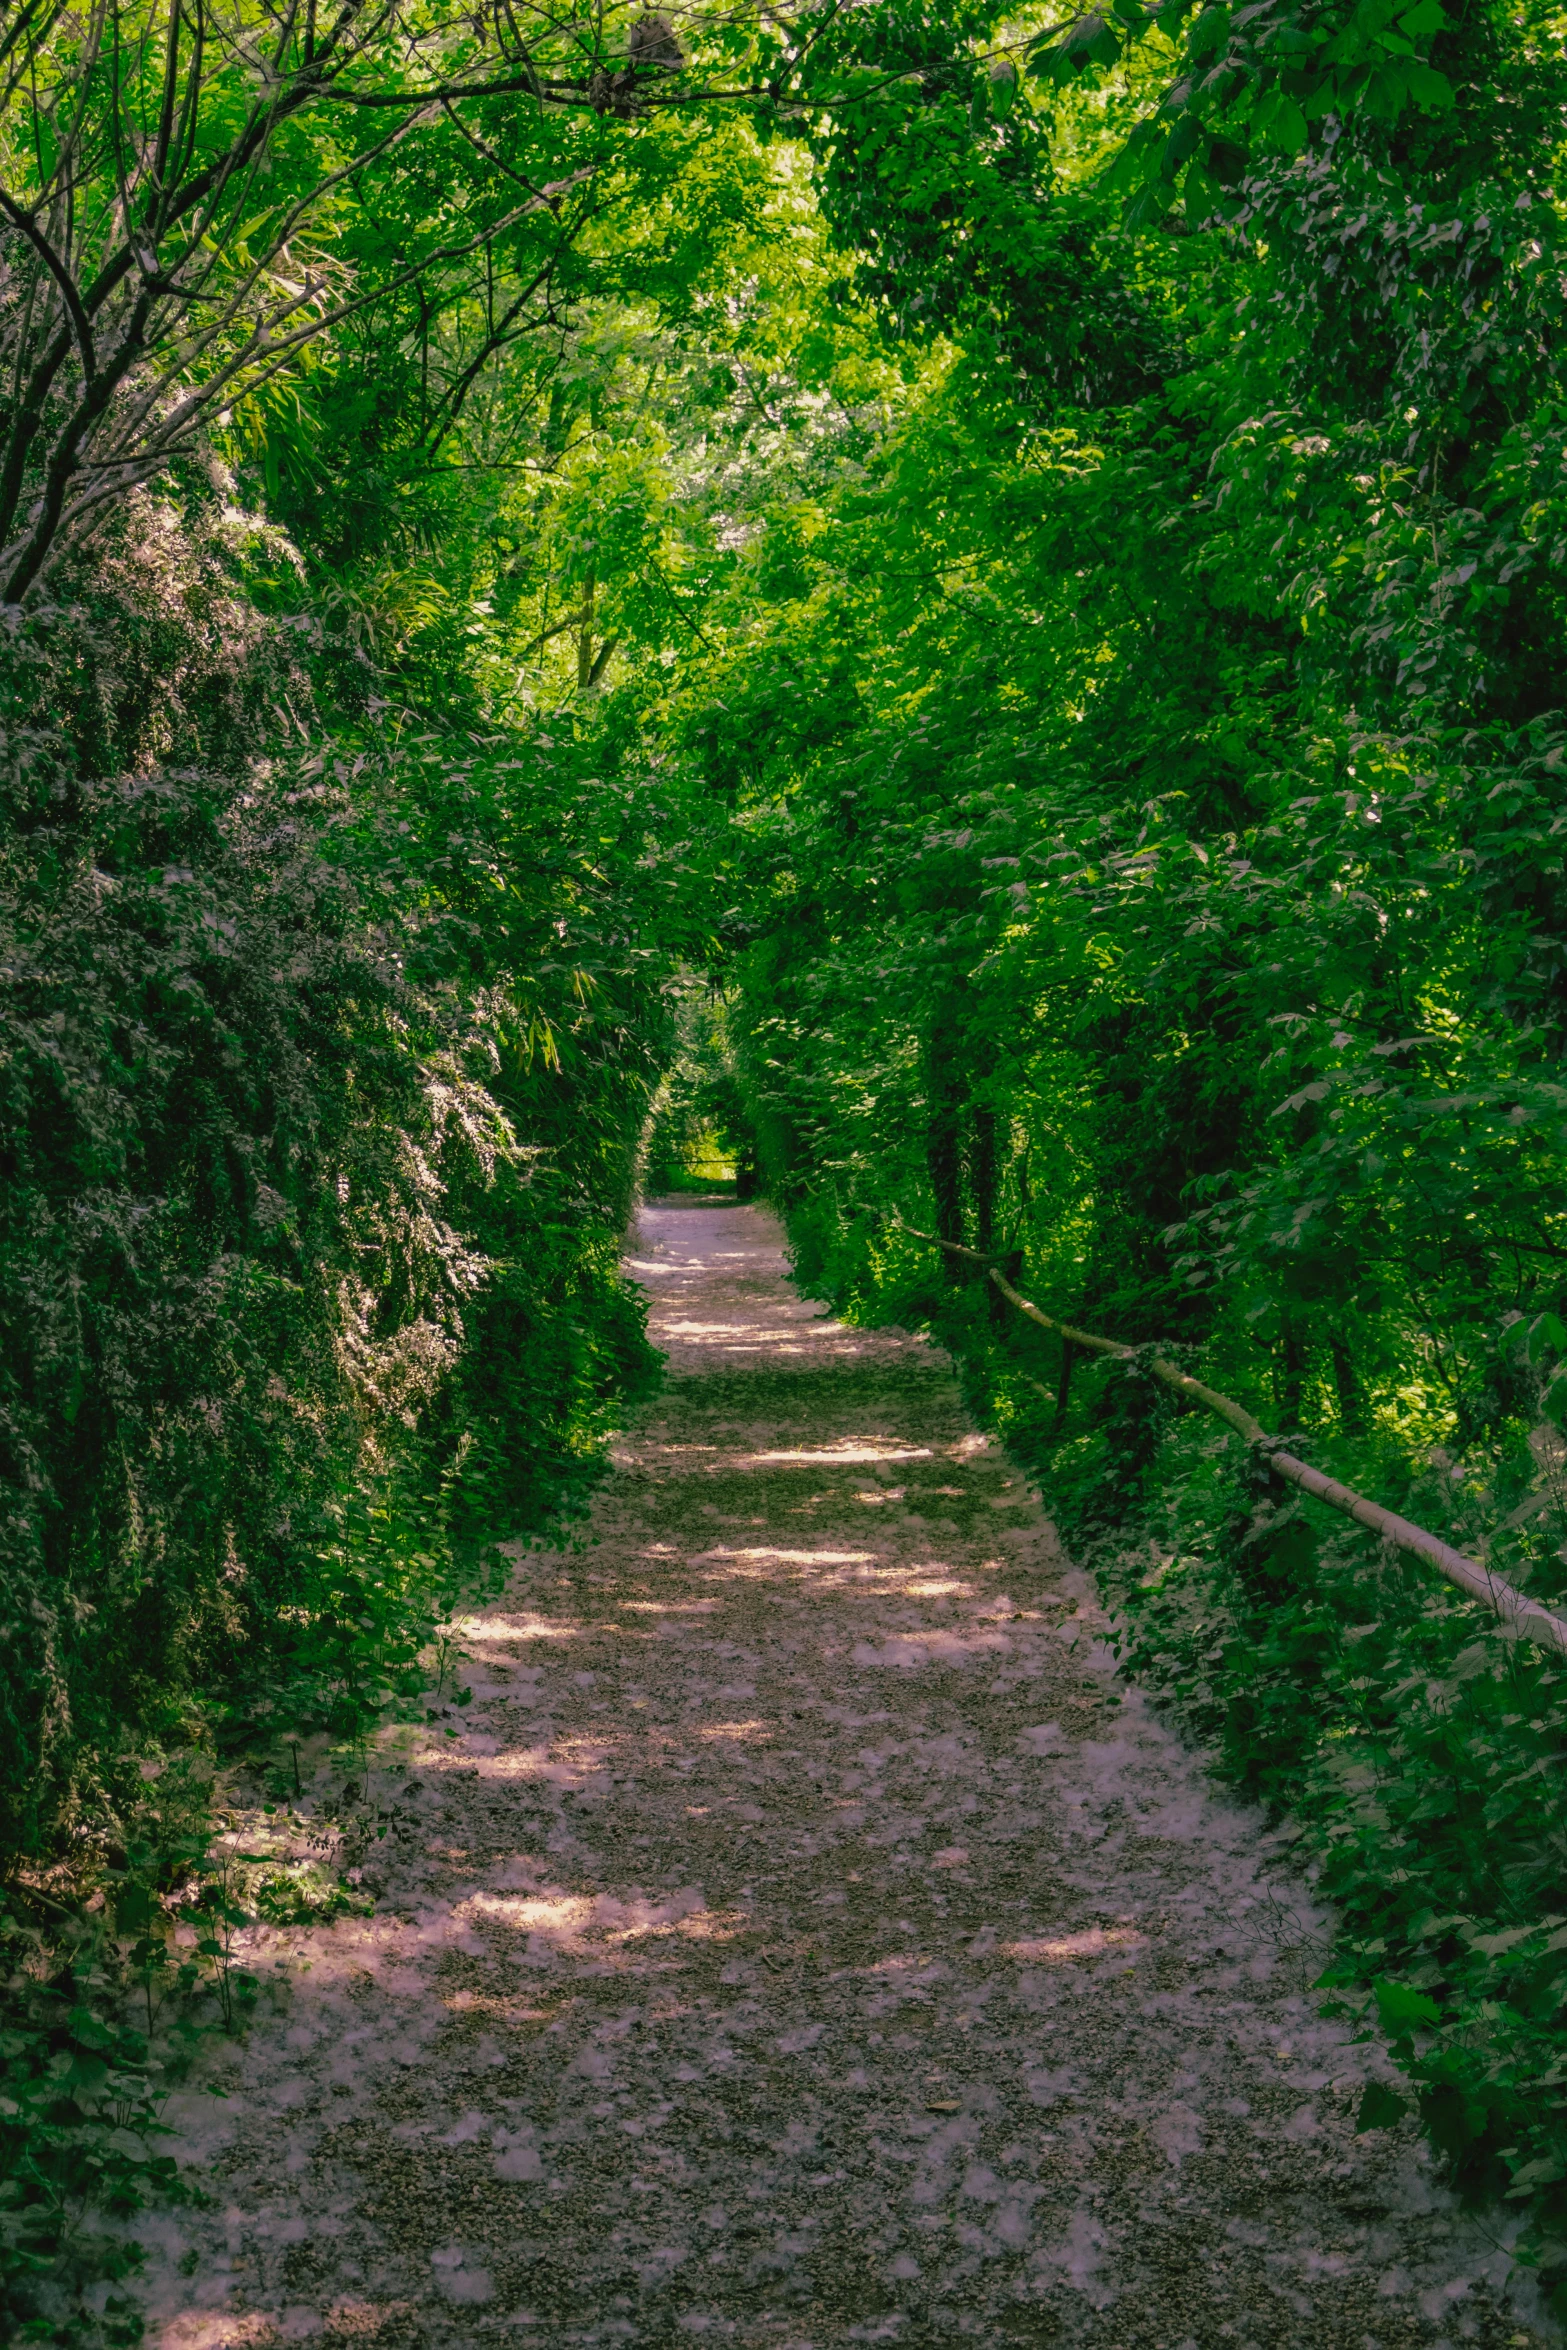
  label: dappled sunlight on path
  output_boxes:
[141,1203,1546,2349]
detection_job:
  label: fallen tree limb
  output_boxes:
[895,1222,1567,1658]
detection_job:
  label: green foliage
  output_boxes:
[0,29,788,2313]
[607,0,1567,2300]
[0,541,672,1859]
[11,0,1567,2315]
[1,1896,205,2347]
[642,981,755,1194]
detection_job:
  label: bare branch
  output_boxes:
[0,189,96,379]
[0,0,794,595]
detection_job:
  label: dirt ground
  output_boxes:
[138,1200,1552,2350]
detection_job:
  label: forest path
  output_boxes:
[145,1201,1540,2350]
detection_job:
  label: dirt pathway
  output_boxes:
[144,1201,1546,2350]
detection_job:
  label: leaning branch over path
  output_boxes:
[900,1224,1567,1659]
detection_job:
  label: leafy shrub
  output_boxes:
[0,1900,201,2348]
[0,511,669,1854]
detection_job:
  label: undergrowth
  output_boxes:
[0,1908,200,2349]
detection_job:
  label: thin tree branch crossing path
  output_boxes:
[146,1204,1541,2350]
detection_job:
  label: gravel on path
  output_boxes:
[140,1200,1551,2350]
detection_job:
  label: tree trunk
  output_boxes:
[968,1104,997,1256]
[1055,1335,1076,1431]
[1330,1333,1360,1434]
[1276,1317,1307,1428]
[577,570,596,691]
[924,1007,966,1284]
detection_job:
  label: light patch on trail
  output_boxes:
[1007,1926,1145,1963]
